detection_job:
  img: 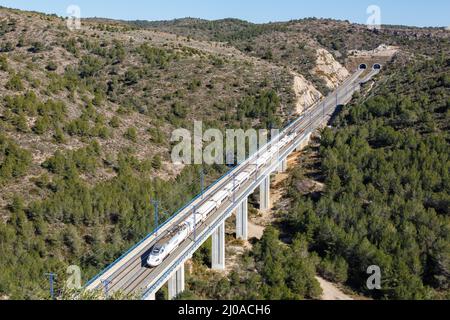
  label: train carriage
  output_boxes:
[196,201,216,220]
[211,190,229,208]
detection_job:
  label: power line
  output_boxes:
[151,199,160,233]
[44,273,56,300]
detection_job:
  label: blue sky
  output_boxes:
[0,0,448,27]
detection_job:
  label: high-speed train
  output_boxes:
[147,128,300,267]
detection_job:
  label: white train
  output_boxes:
[147,129,299,267]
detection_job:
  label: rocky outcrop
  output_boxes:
[292,72,323,114]
[313,48,350,90]
[348,44,399,58]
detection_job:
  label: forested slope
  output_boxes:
[284,53,449,299]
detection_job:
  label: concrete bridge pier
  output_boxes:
[168,263,185,300]
[236,197,248,241]
[278,158,288,173]
[260,176,270,211]
[212,222,225,270]
[296,133,312,152]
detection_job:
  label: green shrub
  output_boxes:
[187,79,202,91]
[0,135,32,185]
[124,127,138,142]
[136,43,173,67]
[123,69,140,85]
[42,141,101,176]
[78,55,103,78]
[109,116,120,128]
[172,102,187,118]
[318,256,349,284]
[33,116,50,135]
[6,74,24,91]
[66,118,90,137]
[12,113,29,133]
[151,154,162,170]
[0,41,14,52]
[148,127,165,144]
[29,41,45,53]
[53,126,66,143]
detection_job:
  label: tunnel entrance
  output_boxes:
[359,64,367,70]
[373,63,382,70]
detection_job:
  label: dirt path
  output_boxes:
[316,276,353,300]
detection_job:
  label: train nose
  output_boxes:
[147,256,161,267]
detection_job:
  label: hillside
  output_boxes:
[0,8,311,218]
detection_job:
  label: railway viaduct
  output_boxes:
[85,65,381,300]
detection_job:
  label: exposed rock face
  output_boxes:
[292,72,323,114]
[348,44,400,58]
[313,48,350,89]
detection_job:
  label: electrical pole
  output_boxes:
[44,273,56,300]
[193,205,197,242]
[199,168,204,199]
[101,279,112,299]
[152,199,159,233]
